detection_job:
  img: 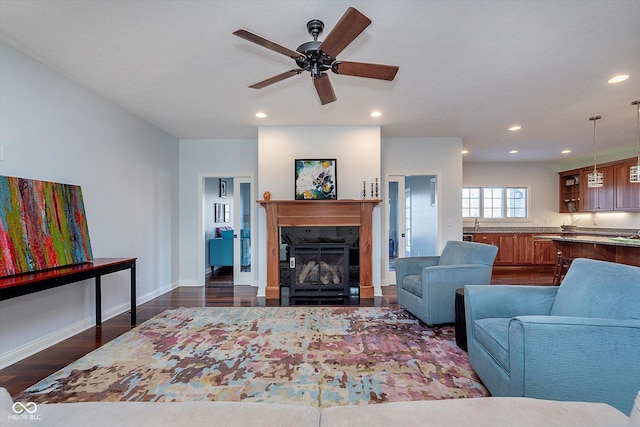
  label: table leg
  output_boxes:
[130,261,137,326]
[95,275,102,326]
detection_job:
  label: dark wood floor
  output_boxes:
[0,265,553,397]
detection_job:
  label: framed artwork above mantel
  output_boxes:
[294,159,337,200]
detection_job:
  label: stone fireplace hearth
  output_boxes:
[258,199,380,299]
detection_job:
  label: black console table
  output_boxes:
[0,258,137,326]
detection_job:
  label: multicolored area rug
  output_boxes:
[16,307,488,408]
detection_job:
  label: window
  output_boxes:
[462,187,528,218]
[483,187,504,218]
[506,188,527,218]
[462,187,481,217]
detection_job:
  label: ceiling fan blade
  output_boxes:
[249,70,303,89]
[318,7,371,58]
[332,61,399,81]
[313,73,337,105]
[233,29,304,60]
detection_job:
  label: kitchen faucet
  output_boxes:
[474,217,480,232]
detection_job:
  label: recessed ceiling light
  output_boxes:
[608,74,629,84]
[509,150,518,154]
[255,112,267,118]
[561,149,571,154]
[461,150,469,154]
[370,111,382,118]
[508,125,522,131]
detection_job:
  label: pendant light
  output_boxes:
[587,115,603,188]
[630,99,640,183]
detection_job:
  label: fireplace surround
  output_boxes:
[258,199,380,299]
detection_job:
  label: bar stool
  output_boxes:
[553,251,574,285]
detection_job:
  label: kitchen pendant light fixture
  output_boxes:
[587,115,603,188]
[630,99,640,183]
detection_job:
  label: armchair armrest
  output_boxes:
[395,256,440,287]
[508,316,640,414]
[465,285,558,322]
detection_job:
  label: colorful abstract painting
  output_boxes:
[0,176,93,276]
[295,159,337,200]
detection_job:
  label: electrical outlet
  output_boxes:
[290,257,295,268]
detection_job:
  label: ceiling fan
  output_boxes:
[233,7,399,105]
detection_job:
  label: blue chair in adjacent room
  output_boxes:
[465,258,640,415]
[395,240,498,325]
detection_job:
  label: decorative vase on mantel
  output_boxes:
[263,191,271,201]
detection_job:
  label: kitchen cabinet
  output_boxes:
[558,170,581,213]
[474,233,534,265]
[559,157,639,213]
[580,165,614,211]
[614,158,640,211]
[533,237,557,265]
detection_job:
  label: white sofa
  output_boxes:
[2,387,637,427]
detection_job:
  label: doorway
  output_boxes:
[386,174,439,285]
[199,174,255,287]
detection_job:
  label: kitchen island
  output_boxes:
[535,234,640,267]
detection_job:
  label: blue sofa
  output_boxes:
[395,240,498,325]
[465,258,640,415]
[209,229,251,271]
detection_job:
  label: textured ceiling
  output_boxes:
[1,0,639,162]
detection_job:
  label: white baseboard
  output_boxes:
[0,282,176,369]
[179,280,203,287]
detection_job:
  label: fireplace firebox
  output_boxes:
[289,244,350,297]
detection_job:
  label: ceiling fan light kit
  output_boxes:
[233,7,399,105]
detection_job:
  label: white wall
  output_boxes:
[463,162,640,229]
[0,43,179,368]
[382,138,464,253]
[257,126,383,295]
[178,139,258,286]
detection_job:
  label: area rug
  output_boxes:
[16,306,488,408]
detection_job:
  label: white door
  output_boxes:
[387,175,406,285]
[233,177,254,285]
[386,174,439,285]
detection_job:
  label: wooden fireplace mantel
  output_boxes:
[258,199,381,299]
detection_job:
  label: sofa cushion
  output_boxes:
[550,258,640,320]
[474,318,511,373]
[0,387,320,427]
[220,229,234,239]
[320,397,629,427]
[402,275,422,297]
[216,226,232,237]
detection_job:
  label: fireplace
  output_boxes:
[258,199,380,299]
[282,226,359,298]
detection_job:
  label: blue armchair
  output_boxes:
[465,258,640,415]
[395,240,498,325]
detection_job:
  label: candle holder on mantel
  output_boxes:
[362,181,367,199]
[375,178,379,198]
[371,183,374,198]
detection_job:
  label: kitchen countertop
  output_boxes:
[462,227,640,248]
[534,234,640,248]
[463,226,639,236]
